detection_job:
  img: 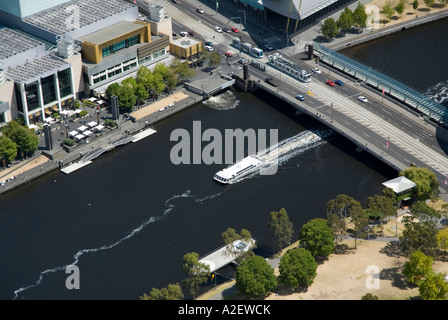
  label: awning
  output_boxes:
[87,121,97,128]
[69,130,78,137]
[77,125,88,132]
[95,124,105,131]
[75,134,85,140]
[83,130,93,136]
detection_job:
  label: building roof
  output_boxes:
[260,0,338,20]
[171,37,200,49]
[23,0,136,36]
[382,176,417,194]
[5,54,71,83]
[0,28,44,61]
[77,21,144,45]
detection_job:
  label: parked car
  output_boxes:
[172,0,179,3]
[222,27,230,33]
[358,96,368,103]
[205,41,213,46]
[196,8,204,13]
[335,79,344,86]
[238,58,246,64]
[231,27,239,33]
[180,31,188,37]
[264,44,274,50]
[188,30,195,36]
[205,46,213,52]
[326,80,335,87]
[295,94,305,101]
[311,67,321,74]
[224,51,233,57]
[214,26,222,33]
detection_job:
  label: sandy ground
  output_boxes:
[130,91,189,120]
[266,218,448,300]
[366,0,448,29]
[0,154,50,182]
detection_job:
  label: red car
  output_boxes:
[231,27,239,33]
[326,80,335,87]
[224,51,232,57]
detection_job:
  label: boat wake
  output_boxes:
[425,80,448,105]
[202,90,239,110]
[230,128,334,184]
[11,189,225,300]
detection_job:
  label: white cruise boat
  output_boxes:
[213,156,264,184]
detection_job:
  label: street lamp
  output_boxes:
[238,10,246,29]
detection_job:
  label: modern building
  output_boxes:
[170,37,203,64]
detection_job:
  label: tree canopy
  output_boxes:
[0,134,18,164]
[181,252,210,298]
[140,283,184,300]
[399,167,438,200]
[298,218,334,258]
[278,247,318,289]
[267,207,294,252]
[321,18,339,40]
[403,250,434,285]
[235,255,277,299]
[1,120,39,157]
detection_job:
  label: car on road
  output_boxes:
[264,44,274,51]
[335,80,344,86]
[238,58,246,64]
[222,27,230,33]
[205,41,213,46]
[311,68,321,74]
[172,0,179,3]
[231,27,239,33]
[326,80,335,87]
[214,26,222,32]
[265,77,280,87]
[295,94,305,101]
[196,8,204,13]
[224,51,233,57]
[358,96,368,103]
[205,46,213,52]
[188,30,195,36]
[180,31,188,37]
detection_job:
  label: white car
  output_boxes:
[358,96,368,103]
[311,68,321,74]
[205,45,213,52]
[196,8,204,13]
[214,26,222,33]
[180,31,188,37]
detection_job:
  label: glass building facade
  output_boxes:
[0,0,71,18]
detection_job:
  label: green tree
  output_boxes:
[423,0,435,9]
[418,272,448,300]
[105,82,121,99]
[395,0,405,17]
[321,18,339,40]
[267,207,294,252]
[174,61,195,83]
[337,7,354,32]
[134,83,149,107]
[413,0,419,10]
[361,293,379,300]
[403,250,434,285]
[235,255,277,298]
[400,166,438,200]
[0,134,17,164]
[208,52,222,69]
[366,194,396,222]
[2,120,39,157]
[140,283,184,300]
[400,202,439,257]
[436,229,448,252]
[278,248,318,289]
[381,1,396,20]
[382,187,398,207]
[181,252,210,299]
[350,207,369,249]
[326,212,346,253]
[353,2,368,29]
[298,218,334,258]
[116,85,136,112]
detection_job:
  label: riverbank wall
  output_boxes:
[326,8,448,51]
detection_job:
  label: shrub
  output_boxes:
[105,119,117,128]
[63,138,75,146]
